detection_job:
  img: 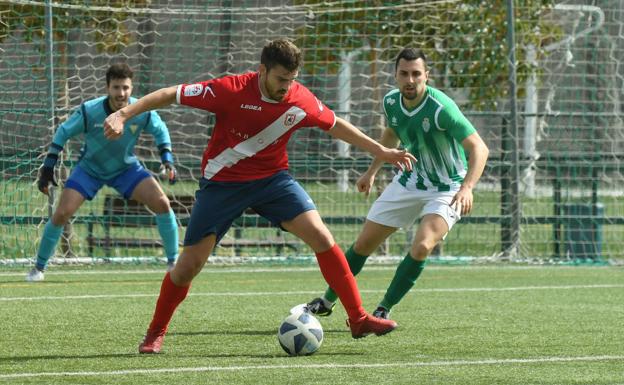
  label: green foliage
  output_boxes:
[293,0,562,110]
[0,1,150,53]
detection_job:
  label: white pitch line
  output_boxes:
[1,355,622,379]
[1,284,623,302]
[0,263,610,277]
[0,266,383,277]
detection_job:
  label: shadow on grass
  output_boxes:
[0,352,136,362]
[173,350,364,359]
[170,328,350,337]
[5,278,164,286]
[0,349,364,362]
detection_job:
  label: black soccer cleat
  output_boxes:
[306,297,336,317]
[372,306,390,320]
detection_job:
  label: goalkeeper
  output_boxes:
[26,63,179,282]
[306,48,489,320]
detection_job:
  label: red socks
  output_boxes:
[147,272,190,333]
[145,246,365,332]
[315,244,366,321]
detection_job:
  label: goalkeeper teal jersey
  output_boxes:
[383,86,476,191]
[48,96,172,180]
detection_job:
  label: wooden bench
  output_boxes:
[86,194,300,256]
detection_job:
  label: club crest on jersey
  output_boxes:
[284,113,296,127]
[391,116,398,126]
[422,117,431,133]
[129,124,138,134]
[184,84,203,97]
[387,98,396,106]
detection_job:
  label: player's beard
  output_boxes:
[110,98,129,111]
[270,88,287,101]
[401,86,418,100]
[264,80,287,101]
[273,89,287,101]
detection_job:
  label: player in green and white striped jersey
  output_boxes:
[307,48,489,320]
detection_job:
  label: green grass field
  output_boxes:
[1,265,623,384]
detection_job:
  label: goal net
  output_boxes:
[1,0,623,265]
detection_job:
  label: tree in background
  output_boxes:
[293,0,562,110]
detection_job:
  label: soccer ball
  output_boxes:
[278,311,324,356]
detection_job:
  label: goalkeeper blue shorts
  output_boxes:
[183,170,317,246]
[65,163,152,200]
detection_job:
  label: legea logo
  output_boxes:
[241,104,262,111]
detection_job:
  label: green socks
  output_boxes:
[323,244,369,303]
[321,248,426,312]
[379,254,426,310]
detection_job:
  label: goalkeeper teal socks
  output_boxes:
[156,210,179,263]
[324,244,369,303]
[379,254,426,310]
[35,220,63,270]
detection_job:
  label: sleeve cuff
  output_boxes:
[176,85,183,105]
[43,154,58,168]
[160,149,174,164]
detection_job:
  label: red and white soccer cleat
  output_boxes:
[347,313,398,339]
[138,329,166,354]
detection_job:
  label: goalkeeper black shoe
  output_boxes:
[306,297,336,317]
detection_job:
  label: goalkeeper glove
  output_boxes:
[160,161,177,185]
[37,166,58,195]
[159,148,177,185]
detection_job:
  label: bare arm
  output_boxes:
[104,86,178,140]
[451,132,489,215]
[363,127,401,177]
[327,117,415,170]
[356,127,401,196]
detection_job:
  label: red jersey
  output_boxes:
[176,72,336,181]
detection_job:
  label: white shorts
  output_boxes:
[366,179,461,231]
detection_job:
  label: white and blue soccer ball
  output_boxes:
[278,311,324,356]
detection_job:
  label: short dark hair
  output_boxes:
[260,38,302,72]
[395,48,427,72]
[106,63,133,86]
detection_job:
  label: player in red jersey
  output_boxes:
[104,38,416,354]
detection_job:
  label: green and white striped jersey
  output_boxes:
[383,86,476,191]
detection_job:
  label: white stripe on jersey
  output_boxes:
[202,106,306,180]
